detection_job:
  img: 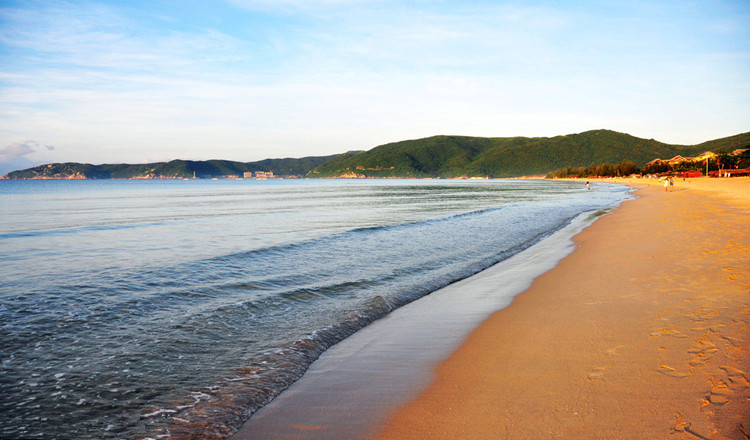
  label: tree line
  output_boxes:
[547,150,750,179]
[546,161,638,178]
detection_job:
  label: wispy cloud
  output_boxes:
[0,140,54,163]
[0,0,748,164]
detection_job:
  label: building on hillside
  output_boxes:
[708,167,750,178]
[667,156,688,165]
[647,152,716,167]
[694,151,716,162]
[648,150,746,167]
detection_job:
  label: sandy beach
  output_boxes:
[375,177,750,440]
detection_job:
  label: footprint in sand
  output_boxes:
[604,345,624,356]
[587,347,624,381]
[587,367,607,381]
[687,337,719,367]
[657,365,690,378]
[709,382,732,405]
[720,366,750,389]
[722,266,743,281]
[688,339,719,353]
[719,335,743,347]
[653,327,689,338]
[671,413,712,440]
[672,413,689,432]
[689,356,710,367]
[689,325,725,332]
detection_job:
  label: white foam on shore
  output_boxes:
[231,209,614,440]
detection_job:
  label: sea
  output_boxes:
[0,178,630,439]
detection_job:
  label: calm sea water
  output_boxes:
[0,179,629,439]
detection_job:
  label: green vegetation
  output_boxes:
[547,137,750,178]
[3,130,749,180]
[3,155,340,180]
[640,150,750,175]
[546,161,639,178]
[309,130,750,178]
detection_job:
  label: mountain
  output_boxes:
[3,129,749,180]
[310,130,750,178]
[1,155,340,180]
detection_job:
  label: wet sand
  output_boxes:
[376,177,750,440]
[230,203,605,440]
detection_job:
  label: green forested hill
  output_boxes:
[3,129,749,180]
[2,155,340,180]
[311,130,750,178]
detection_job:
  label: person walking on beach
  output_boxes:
[664,178,669,192]
[669,177,674,192]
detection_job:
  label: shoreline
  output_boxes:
[229,189,627,439]
[375,177,750,439]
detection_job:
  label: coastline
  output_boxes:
[229,186,627,440]
[375,177,750,439]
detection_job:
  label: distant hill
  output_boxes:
[1,155,341,180]
[3,129,749,180]
[310,130,750,178]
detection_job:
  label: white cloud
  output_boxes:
[0,143,34,162]
[0,0,748,164]
[0,141,55,163]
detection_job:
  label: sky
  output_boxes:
[1,0,749,173]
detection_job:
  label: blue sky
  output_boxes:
[1,0,748,172]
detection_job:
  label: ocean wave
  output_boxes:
[0,221,167,240]
[0,180,630,439]
[142,205,586,438]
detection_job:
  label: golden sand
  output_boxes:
[375,177,750,440]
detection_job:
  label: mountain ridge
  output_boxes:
[1,155,340,180]
[3,129,749,180]
[310,129,750,178]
